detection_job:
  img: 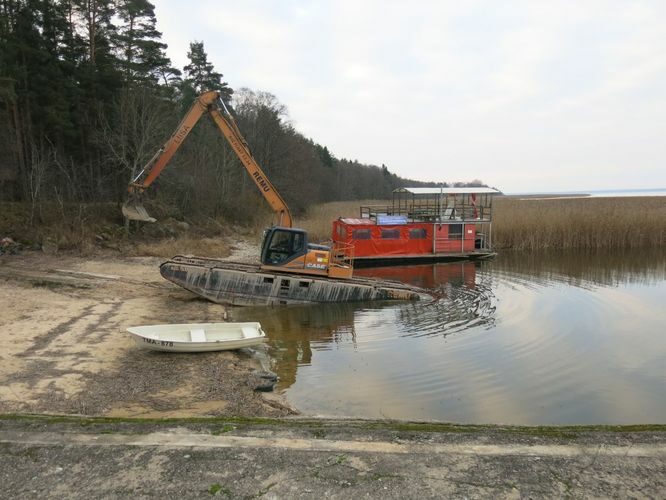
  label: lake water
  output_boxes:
[234,250,666,425]
[509,188,666,198]
[587,188,666,197]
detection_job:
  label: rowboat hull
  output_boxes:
[127,322,266,352]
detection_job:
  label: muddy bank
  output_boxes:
[0,250,294,418]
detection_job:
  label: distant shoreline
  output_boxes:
[504,188,666,199]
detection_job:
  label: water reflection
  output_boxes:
[354,261,478,289]
[233,252,666,424]
[355,262,497,337]
[237,302,360,388]
[491,248,666,288]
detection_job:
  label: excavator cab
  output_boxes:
[260,227,353,278]
[260,227,308,266]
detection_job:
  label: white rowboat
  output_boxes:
[127,322,266,352]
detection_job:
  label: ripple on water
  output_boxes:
[238,256,666,424]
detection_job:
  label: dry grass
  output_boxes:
[3,196,663,255]
[296,200,386,242]
[0,202,125,254]
[493,196,666,250]
[0,202,235,257]
[299,197,666,250]
[132,237,231,258]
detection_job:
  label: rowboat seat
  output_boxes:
[241,327,255,339]
[190,329,207,342]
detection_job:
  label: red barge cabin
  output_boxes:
[332,187,500,267]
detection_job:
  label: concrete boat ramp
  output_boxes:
[1,416,664,498]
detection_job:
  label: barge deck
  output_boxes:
[352,251,496,267]
[160,255,430,306]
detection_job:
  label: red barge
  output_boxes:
[332,187,499,267]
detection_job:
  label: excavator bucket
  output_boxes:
[122,199,157,223]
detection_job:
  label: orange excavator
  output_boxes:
[123,90,353,279]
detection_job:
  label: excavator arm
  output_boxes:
[124,90,353,279]
[123,90,293,228]
[207,105,292,228]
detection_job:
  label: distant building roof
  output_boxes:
[394,187,500,195]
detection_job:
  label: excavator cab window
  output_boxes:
[261,228,307,265]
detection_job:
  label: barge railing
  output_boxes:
[360,203,493,223]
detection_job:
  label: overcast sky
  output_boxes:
[153,0,665,193]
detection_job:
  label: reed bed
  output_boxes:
[300,196,666,250]
[493,196,666,250]
[3,196,663,254]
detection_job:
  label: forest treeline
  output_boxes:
[0,0,484,225]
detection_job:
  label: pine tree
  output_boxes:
[115,0,179,87]
[71,0,116,65]
[316,144,334,168]
[0,0,87,202]
[183,41,232,102]
[0,0,25,195]
[36,0,79,141]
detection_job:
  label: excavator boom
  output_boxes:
[123,90,353,280]
[208,105,292,227]
[123,90,293,228]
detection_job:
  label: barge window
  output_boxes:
[381,229,400,239]
[449,224,463,240]
[352,229,371,240]
[409,228,427,239]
